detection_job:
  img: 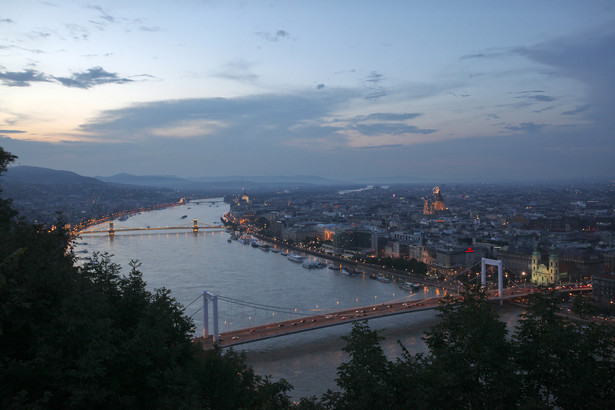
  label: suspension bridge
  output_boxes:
[78,218,227,236]
[191,258,590,349]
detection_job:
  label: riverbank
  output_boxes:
[247,231,449,290]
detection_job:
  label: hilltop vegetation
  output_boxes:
[0,148,292,409]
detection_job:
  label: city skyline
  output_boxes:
[1,1,614,183]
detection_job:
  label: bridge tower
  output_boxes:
[108,222,115,236]
[202,290,219,343]
[481,258,503,304]
[193,218,199,232]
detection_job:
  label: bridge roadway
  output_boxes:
[79,225,227,235]
[195,287,539,350]
[195,286,595,349]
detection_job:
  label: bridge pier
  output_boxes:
[193,218,198,232]
[481,258,503,304]
[203,290,219,343]
[108,222,115,236]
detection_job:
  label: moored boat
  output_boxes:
[302,260,320,269]
[288,254,304,263]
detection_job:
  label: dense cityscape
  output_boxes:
[224,182,615,309]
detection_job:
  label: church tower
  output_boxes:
[548,245,559,283]
[531,244,540,273]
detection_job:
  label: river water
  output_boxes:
[75,198,522,400]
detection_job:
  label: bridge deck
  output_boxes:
[196,296,443,349]
[79,225,227,234]
[195,287,591,349]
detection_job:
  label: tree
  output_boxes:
[418,285,519,409]
[330,321,393,410]
[0,146,294,409]
[514,291,615,408]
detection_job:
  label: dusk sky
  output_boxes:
[1,1,614,183]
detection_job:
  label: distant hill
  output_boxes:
[191,175,345,185]
[96,173,348,190]
[3,166,104,185]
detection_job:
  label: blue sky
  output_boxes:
[1,0,614,182]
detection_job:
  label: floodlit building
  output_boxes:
[531,245,567,286]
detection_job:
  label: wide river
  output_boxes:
[75,198,521,400]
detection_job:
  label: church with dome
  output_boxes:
[531,245,568,286]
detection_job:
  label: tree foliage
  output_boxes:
[0,147,293,409]
[307,286,615,409]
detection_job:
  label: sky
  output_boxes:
[1,0,614,183]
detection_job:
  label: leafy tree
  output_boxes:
[418,285,519,409]
[0,146,293,409]
[514,291,615,408]
[329,321,393,410]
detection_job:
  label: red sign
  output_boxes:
[466,247,475,253]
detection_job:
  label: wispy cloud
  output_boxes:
[561,104,590,116]
[0,66,138,88]
[0,129,26,133]
[349,112,436,136]
[255,29,290,42]
[0,69,51,87]
[53,67,133,88]
[504,122,547,133]
[213,61,258,83]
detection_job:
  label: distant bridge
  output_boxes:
[79,219,227,236]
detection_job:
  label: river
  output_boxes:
[75,198,522,400]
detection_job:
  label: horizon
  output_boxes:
[4,163,613,187]
[1,1,614,182]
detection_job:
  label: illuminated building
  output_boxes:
[423,186,446,215]
[531,245,567,286]
[433,186,445,211]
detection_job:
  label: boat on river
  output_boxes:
[302,260,320,269]
[400,282,422,291]
[288,254,304,263]
[377,275,391,283]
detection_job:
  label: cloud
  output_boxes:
[504,122,547,133]
[0,69,52,87]
[64,23,90,40]
[1,18,15,24]
[0,130,26,134]
[364,89,387,101]
[355,113,421,122]
[78,90,358,144]
[86,5,116,24]
[349,112,436,136]
[214,61,258,83]
[52,67,133,89]
[0,66,139,89]
[516,93,556,102]
[561,104,590,115]
[459,49,510,60]
[255,29,290,42]
[363,71,385,85]
[316,83,325,89]
[515,26,615,126]
[355,123,437,136]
